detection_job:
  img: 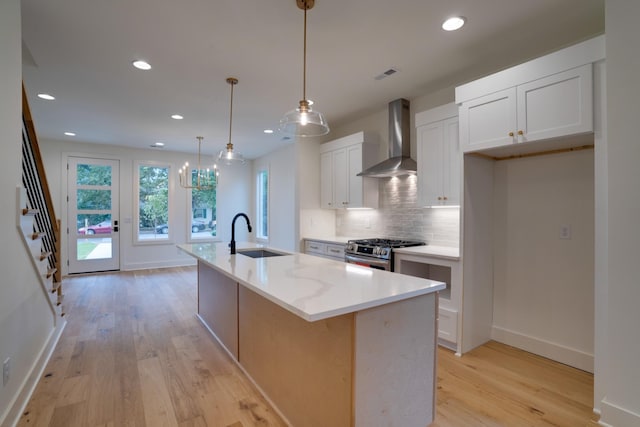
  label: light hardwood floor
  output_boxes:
[18,266,597,427]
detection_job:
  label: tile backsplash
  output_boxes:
[335,175,460,247]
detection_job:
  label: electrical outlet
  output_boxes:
[3,358,10,387]
[560,224,572,240]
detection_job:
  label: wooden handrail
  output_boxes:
[22,83,58,231]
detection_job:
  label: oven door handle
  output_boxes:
[345,254,390,269]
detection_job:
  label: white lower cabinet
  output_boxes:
[304,239,346,261]
[394,251,461,353]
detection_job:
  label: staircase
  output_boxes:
[20,83,63,319]
[17,193,64,318]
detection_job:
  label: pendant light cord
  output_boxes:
[302,3,307,102]
[228,81,234,147]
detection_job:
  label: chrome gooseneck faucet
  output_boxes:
[230,213,252,254]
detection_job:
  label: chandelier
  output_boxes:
[178,136,218,190]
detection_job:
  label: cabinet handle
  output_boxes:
[518,130,524,135]
[309,245,319,250]
[443,196,448,200]
[437,197,442,200]
[508,131,514,137]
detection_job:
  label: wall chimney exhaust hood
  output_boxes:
[357,98,416,178]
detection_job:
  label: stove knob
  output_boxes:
[381,249,388,256]
[375,247,381,255]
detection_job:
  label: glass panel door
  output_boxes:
[68,157,120,273]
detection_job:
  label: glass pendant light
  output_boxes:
[279,0,329,137]
[218,77,246,165]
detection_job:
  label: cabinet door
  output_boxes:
[516,64,593,143]
[459,87,517,153]
[417,122,444,206]
[320,151,334,208]
[346,144,363,208]
[443,117,461,205]
[332,148,348,208]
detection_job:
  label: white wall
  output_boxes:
[39,138,252,273]
[600,1,640,425]
[0,1,58,424]
[252,144,298,252]
[491,150,595,372]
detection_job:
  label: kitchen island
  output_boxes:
[178,242,445,427]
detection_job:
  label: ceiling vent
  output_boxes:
[374,68,398,81]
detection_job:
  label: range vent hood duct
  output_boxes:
[357,98,416,178]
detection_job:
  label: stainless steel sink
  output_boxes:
[236,249,288,258]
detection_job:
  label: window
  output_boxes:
[188,168,217,241]
[257,169,269,240]
[136,163,170,242]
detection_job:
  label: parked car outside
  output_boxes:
[78,220,112,235]
[154,220,207,234]
[155,224,169,234]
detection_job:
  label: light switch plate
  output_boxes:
[560,224,572,240]
[3,358,9,387]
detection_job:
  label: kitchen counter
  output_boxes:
[178,241,443,427]
[178,241,445,321]
[394,244,460,260]
[302,235,356,244]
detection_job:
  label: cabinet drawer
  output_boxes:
[305,240,325,255]
[438,306,458,343]
[325,244,345,259]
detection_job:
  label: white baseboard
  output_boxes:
[1,319,66,427]
[491,325,593,373]
[599,399,640,427]
[122,258,196,271]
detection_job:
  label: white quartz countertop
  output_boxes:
[178,242,445,322]
[393,245,460,261]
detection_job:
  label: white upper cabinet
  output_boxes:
[459,64,592,153]
[320,132,378,209]
[416,103,460,207]
[456,36,604,154]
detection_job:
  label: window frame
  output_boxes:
[134,161,173,245]
[256,168,269,241]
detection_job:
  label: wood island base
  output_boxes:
[197,261,438,427]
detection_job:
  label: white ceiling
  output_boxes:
[21,0,604,160]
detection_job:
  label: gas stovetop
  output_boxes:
[345,238,426,260]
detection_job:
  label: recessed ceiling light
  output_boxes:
[132,60,152,70]
[64,132,76,136]
[150,142,165,147]
[263,129,274,134]
[37,93,55,100]
[171,114,184,120]
[442,16,466,31]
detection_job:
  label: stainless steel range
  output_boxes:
[345,238,426,271]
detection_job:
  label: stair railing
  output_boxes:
[21,83,61,289]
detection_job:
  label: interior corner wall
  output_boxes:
[0,0,58,424]
[491,150,595,372]
[601,1,640,425]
